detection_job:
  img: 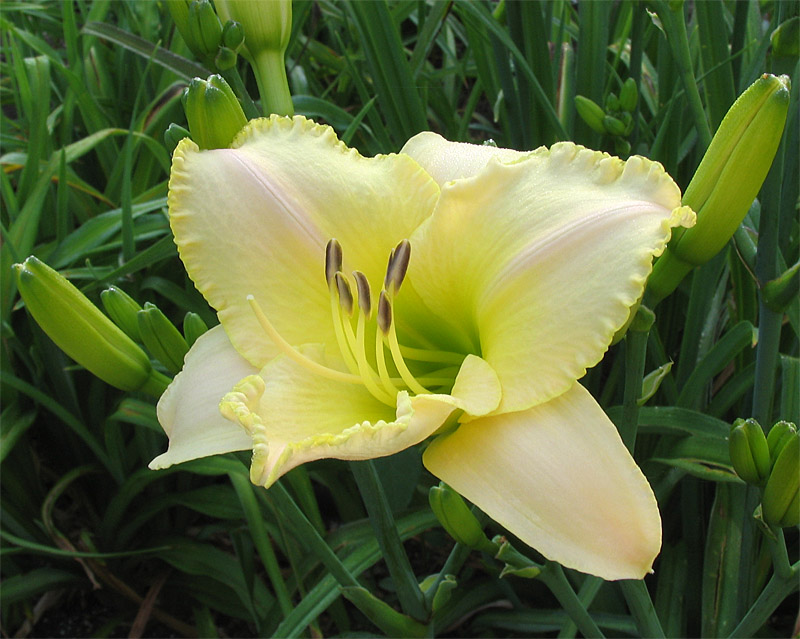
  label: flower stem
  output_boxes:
[267,481,361,589]
[619,580,666,638]
[618,306,652,449]
[539,563,605,639]
[727,561,799,638]
[652,0,713,149]
[350,460,428,620]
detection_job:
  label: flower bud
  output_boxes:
[619,78,638,113]
[13,257,163,394]
[214,46,238,71]
[183,311,208,347]
[648,74,790,302]
[101,286,143,341]
[574,95,606,134]
[164,123,191,153]
[215,0,294,116]
[766,420,797,468]
[762,430,799,528]
[183,74,247,150]
[603,114,627,137]
[493,536,542,579]
[429,482,495,552]
[728,418,770,485]
[221,20,245,51]
[187,0,222,59]
[137,303,189,375]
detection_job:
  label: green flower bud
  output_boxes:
[762,430,799,528]
[614,137,631,158]
[13,257,165,395]
[604,92,620,113]
[429,482,495,552]
[603,114,627,137]
[648,74,790,302]
[100,286,143,341]
[137,303,189,375]
[164,122,191,153]
[183,74,247,150]
[186,0,223,59]
[574,95,607,134]
[221,19,245,51]
[729,418,771,485]
[214,46,238,71]
[183,311,208,347]
[215,0,294,116]
[493,536,542,579]
[767,421,797,468]
[619,78,638,112]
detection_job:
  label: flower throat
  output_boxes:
[247,239,465,407]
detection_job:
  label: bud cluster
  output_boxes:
[575,77,638,156]
[729,418,799,528]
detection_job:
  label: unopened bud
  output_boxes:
[649,74,790,302]
[762,430,799,528]
[183,311,208,347]
[574,95,606,134]
[221,19,245,51]
[183,74,247,150]
[767,421,798,469]
[215,0,293,116]
[429,482,496,552]
[101,286,143,341]
[14,257,164,394]
[729,418,771,486]
[164,123,191,153]
[619,78,638,112]
[137,303,189,375]
[186,0,222,59]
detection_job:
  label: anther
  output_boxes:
[335,272,354,315]
[325,239,343,285]
[353,271,371,318]
[384,239,411,294]
[377,291,392,334]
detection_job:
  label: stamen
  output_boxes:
[399,344,465,366]
[329,284,359,375]
[354,304,395,405]
[247,295,363,385]
[379,291,430,395]
[325,239,343,285]
[384,239,411,295]
[375,325,400,396]
[353,270,372,318]
[335,272,354,316]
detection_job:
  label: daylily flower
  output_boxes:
[151,115,694,580]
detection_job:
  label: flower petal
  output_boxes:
[410,142,694,413]
[219,346,501,487]
[423,383,662,580]
[169,115,439,367]
[150,325,257,470]
[401,131,525,186]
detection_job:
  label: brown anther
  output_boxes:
[325,239,343,285]
[334,272,354,315]
[384,239,411,293]
[377,291,392,334]
[353,271,371,317]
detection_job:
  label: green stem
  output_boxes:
[539,563,604,639]
[619,306,652,450]
[727,562,799,638]
[619,580,666,638]
[653,0,713,149]
[350,460,427,621]
[221,66,261,120]
[267,481,361,589]
[252,49,294,117]
[557,576,603,638]
[765,527,792,580]
[229,472,293,616]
